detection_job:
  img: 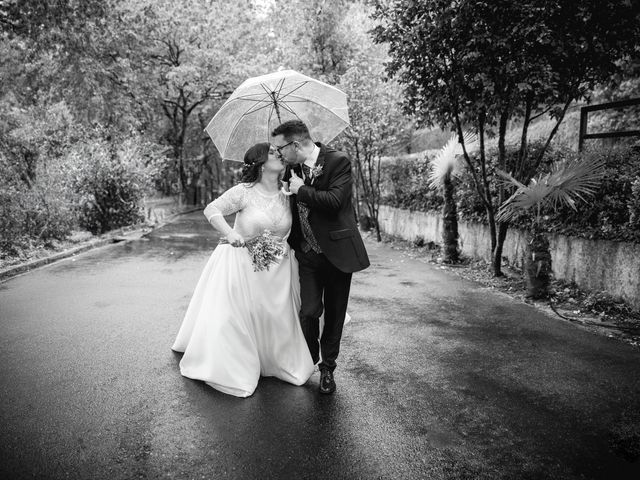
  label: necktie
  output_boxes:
[297,163,322,253]
[301,164,311,184]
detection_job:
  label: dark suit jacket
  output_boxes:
[284,143,370,273]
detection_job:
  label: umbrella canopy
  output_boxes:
[205,70,350,161]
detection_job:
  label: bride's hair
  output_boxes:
[240,142,270,184]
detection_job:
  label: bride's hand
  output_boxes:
[226,231,245,247]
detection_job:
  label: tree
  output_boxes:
[266,0,410,241]
[0,0,139,127]
[0,0,119,180]
[371,0,640,275]
[338,62,411,241]
[108,0,275,195]
[428,131,477,263]
[268,0,356,82]
[496,157,605,298]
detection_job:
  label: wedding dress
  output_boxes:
[171,183,314,397]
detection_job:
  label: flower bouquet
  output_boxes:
[220,230,285,272]
[245,231,286,272]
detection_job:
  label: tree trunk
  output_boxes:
[487,206,501,276]
[525,224,552,299]
[493,221,509,276]
[442,176,459,263]
[372,205,381,242]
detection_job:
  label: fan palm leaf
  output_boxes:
[496,156,605,223]
[428,130,477,188]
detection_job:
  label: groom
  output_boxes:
[272,120,370,394]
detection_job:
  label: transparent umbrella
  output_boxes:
[205,70,350,162]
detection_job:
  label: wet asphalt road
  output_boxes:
[1,211,640,479]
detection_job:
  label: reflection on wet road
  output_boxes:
[1,211,639,479]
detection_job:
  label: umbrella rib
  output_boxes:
[235,96,316,104]
[277,101,300,116]
[271,77,287,98]
[260,80,286,122]
[277,94,350,125]
[220,103,269,158]
[270,99,315,103]
[276,81,309,101]
[231,80,319,104]
[230,94,271,102]
[259,80,282,101]
[300,104,350,130]
[213,75,349,158]
[251,80,310,104]
[241,100,276,116]
[260,83,276,98]
[267,103,275,138]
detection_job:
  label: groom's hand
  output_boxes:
[289,171,304,194]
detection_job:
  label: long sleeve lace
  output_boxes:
[203,184,249,222]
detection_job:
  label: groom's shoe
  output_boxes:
[319,369,336,394]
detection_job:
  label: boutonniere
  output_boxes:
[310,164,324,180]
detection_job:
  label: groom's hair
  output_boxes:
[271,120,312,142]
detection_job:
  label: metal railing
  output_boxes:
[579,98,640,151]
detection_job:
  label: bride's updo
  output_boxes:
[240,142,270,184]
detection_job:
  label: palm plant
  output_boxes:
[428,131,477,263]
[496,156,605,298]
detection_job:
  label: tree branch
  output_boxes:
[529,97,573,177]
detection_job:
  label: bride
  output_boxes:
[171,142,314,397]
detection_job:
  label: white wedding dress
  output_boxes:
[171,183,314,397]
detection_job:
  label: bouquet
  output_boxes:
[246,231,286,271]
[221,230,285,272]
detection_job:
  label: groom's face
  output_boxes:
[272,134,301,165]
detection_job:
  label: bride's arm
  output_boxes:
[204,185,247,247]
[205,209,245,247]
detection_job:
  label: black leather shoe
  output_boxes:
[319,369,336,394]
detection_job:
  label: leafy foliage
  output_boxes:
[336,61,412,240]
[268,0,358,82]
[0,100,81,256]
[427,131,477,262]
[428,131,477,189]
[381,144,640,243]
[107,0,276,193]
[0,176,76,256]
[381,155,442,213]
[541,145,640,242]
[371,0,640,130]
[496,157,606,223]
[67,134,163,235]
[371,0,640,273]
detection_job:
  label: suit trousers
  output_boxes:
[295,249,352,372]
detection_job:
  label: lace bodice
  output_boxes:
[203,183,291,240]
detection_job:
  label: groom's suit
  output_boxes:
[284,143,369,371]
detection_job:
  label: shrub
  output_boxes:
[67,136,159,235]
[540,144,640,242]
[0,160,76,256]
[380,154,443,212]
[380,143,640,243]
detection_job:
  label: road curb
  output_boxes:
[0,236,131,282]
[0,207,202,282]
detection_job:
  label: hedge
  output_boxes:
[380,143,640,243]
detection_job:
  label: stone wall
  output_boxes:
[378,205,640,310]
